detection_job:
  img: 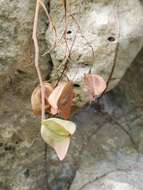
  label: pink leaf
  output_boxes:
[84,74,106,101]
[53,137,70,161]
[48,83,65,110]
[48,82,74,119]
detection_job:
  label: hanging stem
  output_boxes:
[39,0,57,56]
[99,0,120,98]
[32,0,45,120]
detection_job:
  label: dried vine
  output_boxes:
[33,0,45,120]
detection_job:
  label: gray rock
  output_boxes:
[0,0,51,94]
[0,0,143,190]
[80,179,139,190]
[69,48,143,190]
[46,0,143,91]
[1,47,143,190]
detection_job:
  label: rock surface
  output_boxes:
[0,0,143,190]
[47,0,143,90]
[69,48,143,190]
[0,48,143,190]
[0,0,51,94]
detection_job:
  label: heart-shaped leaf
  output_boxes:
[41,118,76,160]
[31,82,53,116]
[84,74,106,101]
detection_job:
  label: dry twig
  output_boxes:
[32,0,45,120]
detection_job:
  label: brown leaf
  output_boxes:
[84,74,106,101]
[57,82,74,119]
[48,82,74,119]
[31,82,53,116]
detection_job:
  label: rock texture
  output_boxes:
[69,48,143,190]
[0,0,143,190]
[0,48,143,190]
[0,0,51,94]
[47,0,143,90]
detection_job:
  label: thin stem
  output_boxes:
[101,42,119,96]
[39,0,57,56]
[99,0,120,98]
[32,0,45,120]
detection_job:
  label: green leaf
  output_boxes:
[41,118,76,160]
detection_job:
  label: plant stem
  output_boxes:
[33,0,45,121]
